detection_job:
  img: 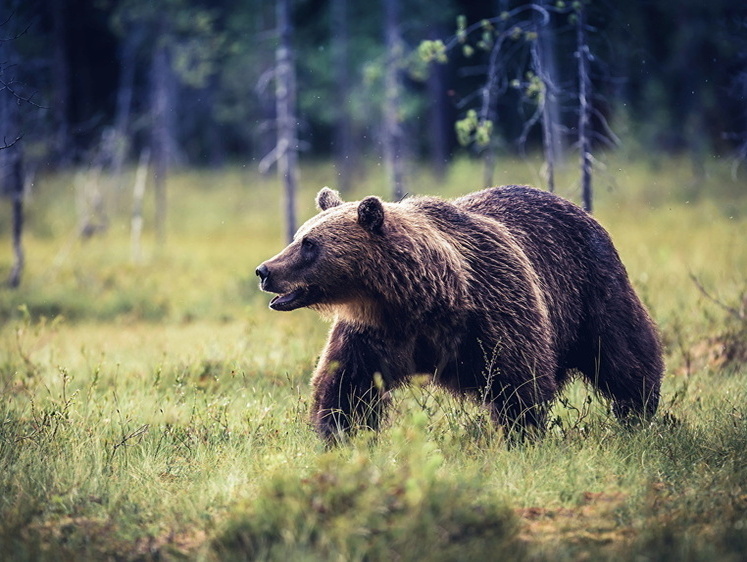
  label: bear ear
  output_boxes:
[357,196,385,234]
[316,187,343,211]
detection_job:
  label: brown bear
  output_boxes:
[256,185,664,443]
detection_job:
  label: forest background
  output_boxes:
[2,0,747,191]
[1,0,747,560]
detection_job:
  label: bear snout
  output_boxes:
[256,262,290,296]
[255,263,270,283]
[256,263,275,292]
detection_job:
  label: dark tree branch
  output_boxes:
[445,4,551,51]
[0,76,47,109]
[1,133,22,150]
[689,273,745,321]
[0,10,32,42]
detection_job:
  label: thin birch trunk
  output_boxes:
[112,30,140,185]
[131,148,150,264]
[576,6,593,212]
[331,0,353,192]
[276,0,298,243]
[8,155,24,288]
[383,0,405,200]
[151,40,170,243]
[50,0,70,168]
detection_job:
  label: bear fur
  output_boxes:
[256,185,664,442]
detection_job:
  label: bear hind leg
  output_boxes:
[576,334,663,424]
[608,375,660,423]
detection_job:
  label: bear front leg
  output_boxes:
[310,323,396,443]
[488,393,552,444]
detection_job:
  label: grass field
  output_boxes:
[1,155,746,560]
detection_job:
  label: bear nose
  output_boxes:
[255,264,269,283]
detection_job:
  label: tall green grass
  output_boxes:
[0,155,745,560]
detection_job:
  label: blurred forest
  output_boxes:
[1,0,745,175]
[1,0,746,263]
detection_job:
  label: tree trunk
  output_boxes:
[112,29,141,183]
[576,6,593,213]
[205,74,226,168]
[49,0,71,168]
[534,1,561,192]
[483,148,496,188]
[331,0,354,192]
[8,153,24,288]
[479,21,506,189]
[276,0,299,243]
[150,38,171,243]
[131,148,150,264]
[383,0,405,200]
[533,39,555,193]
[427,29,449,182]
[540,83,555,193]
[1,29,24,287]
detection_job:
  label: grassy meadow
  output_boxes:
[1,155,746,560]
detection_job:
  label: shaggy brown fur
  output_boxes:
[256,185,664,442]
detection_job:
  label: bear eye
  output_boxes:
[300,237,317,260]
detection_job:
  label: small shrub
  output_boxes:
[212,449,522,561]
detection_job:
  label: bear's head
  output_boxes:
[255,187,390,313]
[256,187,469,327]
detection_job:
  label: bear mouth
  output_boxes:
[269,287,315,311]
